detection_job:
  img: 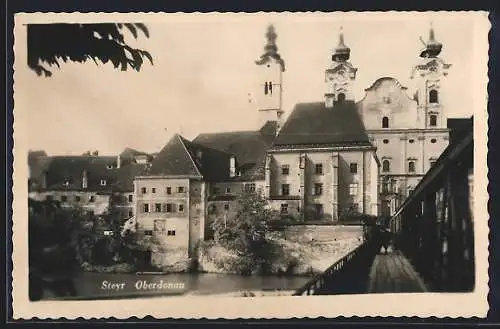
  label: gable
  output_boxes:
[148,135,202,177]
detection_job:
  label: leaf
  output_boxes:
[124,23,138,39]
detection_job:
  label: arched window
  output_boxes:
[382,160,390,172]
[429,115,437,127]
[337,93,346,103]
[268,81,273,94]
[382,116,389,128]
[408,161,416,173]
[429,89,438,103]
[264,82,269,95]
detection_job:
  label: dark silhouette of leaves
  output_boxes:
[27,23,154,77]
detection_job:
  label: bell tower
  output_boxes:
[411,24,452,129]
[255,25,286,132]
[324,27,358,107]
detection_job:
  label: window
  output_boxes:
[314,183,323,196]
[61,195,68,202]
[107,164,113,169]
[382,116,389,128]
[142,203,149,213]
[166,203,174,213]
[349,183,358,196]
[154,220,166,234]
[152,187,156,194]
[281,164,290,175]
[128,211,133,217]
[141,187,147,194]
[179,204,184,212]
[155,203,162,212]
[46,195,54,201]
[75,195,81,202]
[408,189,414,196]
[337,93,346,102]
[430,115,437,127]
[100,179,107,186]
[299,155,305,169]
[226,187,231,194]
[128,194,133,202]
[350,163,358,174]
[408,161,416,173]
[280,203,288,214]
[144,230,153,236]
[224,204,230,211]
[429,89,438,104]
[63,180,70,186]
[177,186,185,193]
[167,230,176,236]
[382,160,391,172]
[431,138,437,143]
[383,139,389,144]
[89,195,95,203]
[244,183,256,193]
[315,164,323,175]
[87,210,95,216]
[409,139,415,144]
[212,187,220,195]
[430,160,437,167]
[281,184,290,196]
[166,187,172,195]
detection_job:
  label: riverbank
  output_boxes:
[199,226,364,276]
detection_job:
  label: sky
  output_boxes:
[19,12,487,156]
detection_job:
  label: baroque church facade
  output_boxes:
[28,24,457,268]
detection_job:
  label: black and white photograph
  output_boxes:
[12,11,489,319]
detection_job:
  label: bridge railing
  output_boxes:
[293,237,378,296]
[390,120,474,292]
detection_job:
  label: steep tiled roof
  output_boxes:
[192,123,276,181]
[148,134,203,177]
[180,136,232,181]
[30,155,127,192]
[273,101,372,148]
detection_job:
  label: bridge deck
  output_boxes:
[368,247,427,294]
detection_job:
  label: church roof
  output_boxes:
[273,101,372,149]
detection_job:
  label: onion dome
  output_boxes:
[332,27,351,62]
[255,24,285,72]
[419,25,443,58]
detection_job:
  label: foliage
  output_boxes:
[209,191,282,275]
[27,23,153,77]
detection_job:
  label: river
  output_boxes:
[41,272,312,300]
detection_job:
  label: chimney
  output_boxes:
[117,155,121,169]
[229,155,236,178]
[82,170,88,189]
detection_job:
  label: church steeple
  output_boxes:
[324,27,357,107]
[419,23,443,58]
[254,24,285,132]
[332,27,351,62]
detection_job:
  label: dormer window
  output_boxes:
[100,179,107,186]
[63,180,70,186]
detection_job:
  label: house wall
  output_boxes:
[28,190,111,215]
[134,177,191,267]
[267,149,377,222]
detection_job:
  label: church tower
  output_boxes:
[411,24,452,129]
[324,27,358,107]
[255,25,286,131]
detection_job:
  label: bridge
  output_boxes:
[294,117,474,296]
